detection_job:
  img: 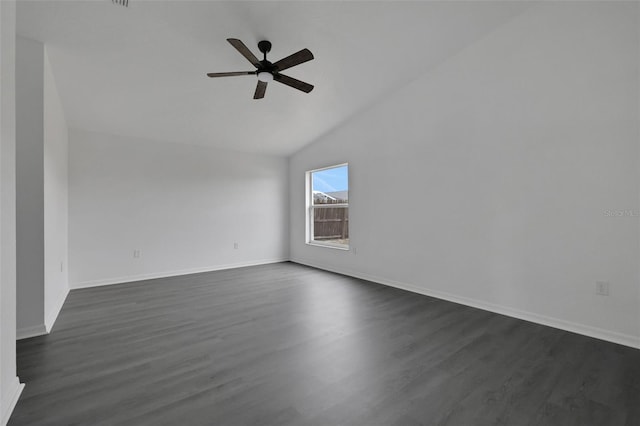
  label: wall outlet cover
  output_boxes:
[596,281,610,296]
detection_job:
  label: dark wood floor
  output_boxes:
[9,262,640,425]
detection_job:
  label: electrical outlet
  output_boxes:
[133,249,141,258]
[596,281,610,296]
[234,242,239,249]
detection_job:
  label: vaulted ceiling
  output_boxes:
[17,1,529,156]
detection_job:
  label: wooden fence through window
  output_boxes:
[313,207,348,240]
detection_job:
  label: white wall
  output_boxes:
[43,47,69,331]
[0,1,24,424]
[69,129,289,287]
[15,36,44,336]
[290,2,640,348]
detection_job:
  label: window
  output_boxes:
[307,164,349,249]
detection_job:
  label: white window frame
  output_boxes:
[306,163,349,250]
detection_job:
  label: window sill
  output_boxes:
[306,241,350,251]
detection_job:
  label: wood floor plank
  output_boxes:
[9,262,640,425]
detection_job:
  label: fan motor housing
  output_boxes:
[259,60,275,72]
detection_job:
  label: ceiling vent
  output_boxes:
[112,0,128,7]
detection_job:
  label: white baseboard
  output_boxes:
[17,287,70,340]
[71,258,289,289]
[1,378,24,426]
[291,257,640,350]
[16,324,47,340]
[45,286,70,333]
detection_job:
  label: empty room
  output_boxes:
[1,0,639,425]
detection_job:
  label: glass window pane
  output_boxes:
[311,165,348,205]
[312,206,348,246]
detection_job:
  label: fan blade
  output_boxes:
[254,81,267,99]
[274,73,314,93]
[207,71,255,78]
[227,38,261,68]
[272,48,314,72]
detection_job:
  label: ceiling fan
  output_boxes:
[207,39,314,100]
